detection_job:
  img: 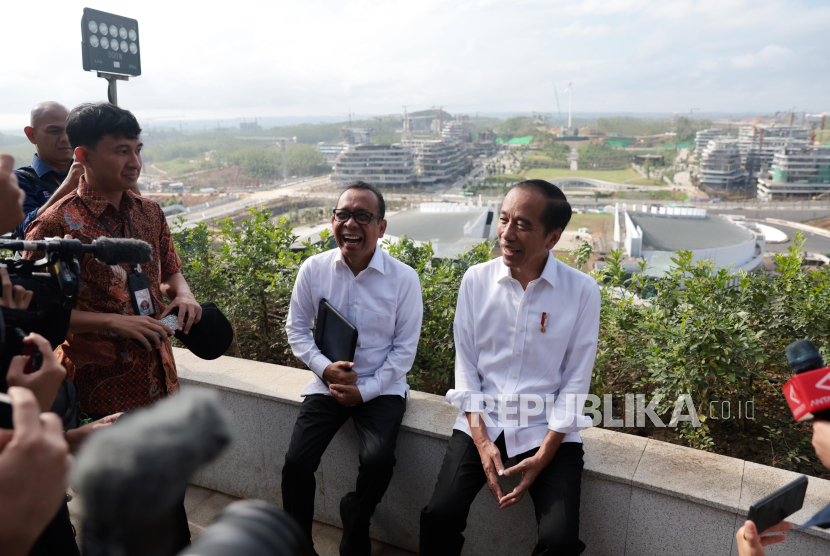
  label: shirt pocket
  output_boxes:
[359,309,396,348]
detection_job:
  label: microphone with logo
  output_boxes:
[783,339,830,422]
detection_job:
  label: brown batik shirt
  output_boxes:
[24,177,182,415]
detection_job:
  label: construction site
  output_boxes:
[692,112,828,200]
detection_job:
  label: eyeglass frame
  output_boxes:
[332,208,383,225]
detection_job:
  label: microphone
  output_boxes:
[71,389,232,555]
[783,339,830,421]
[0,237,152,265]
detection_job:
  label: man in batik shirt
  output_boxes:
[25,102,202,549]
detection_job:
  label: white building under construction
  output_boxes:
[694,129,723,157]
[699,138,748,191]
[756,145,830,201]
[331,144,416,187]
[404,138,469,187]
[332,138,469,189]
[737,125,809,178]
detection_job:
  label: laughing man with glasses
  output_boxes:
[283,180,423,555]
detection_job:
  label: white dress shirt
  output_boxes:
[445,251,600,458]
[285,246,423,402]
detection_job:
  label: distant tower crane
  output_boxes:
[274,136,297,182]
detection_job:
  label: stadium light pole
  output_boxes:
[80,8,141,106]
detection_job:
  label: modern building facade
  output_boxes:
[332,144,416,187]
[737,125,809,178]
[756,146,830,201]
[699,138,748,191]
[404,138,469,187]
[317,142,349,167]
[617,204,765,279]
[441,120,470,143]
[694,128,723,157]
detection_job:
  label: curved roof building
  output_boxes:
[617,204,765,278]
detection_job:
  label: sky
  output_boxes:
[1,0,828,130]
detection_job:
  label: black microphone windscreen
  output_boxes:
[786,339,825,374]
[94,237,153,265]
[71,389,232,535]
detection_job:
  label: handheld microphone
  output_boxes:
[783,339,830,421]
[72,389,232,555]
[0,237,152,265]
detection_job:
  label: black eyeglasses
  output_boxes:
[332,209,381,225]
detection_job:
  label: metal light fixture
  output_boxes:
[81,8,141,105]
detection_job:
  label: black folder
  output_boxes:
[314,298,359,365]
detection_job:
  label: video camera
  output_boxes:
[0,237,152,362]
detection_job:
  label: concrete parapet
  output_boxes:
[175,349,830,555]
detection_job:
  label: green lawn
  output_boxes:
[566,213,613,233]
[155,157,217,176]
[485,173,524,183]
[523,168,641,184]
[615,190,689,201]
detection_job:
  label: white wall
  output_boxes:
[176,350,830,556]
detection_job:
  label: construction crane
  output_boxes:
[552,83,565,133]
[346,112,355,126]
[373,116,383,137]
[274,136,297,182]
[806,114,826,145]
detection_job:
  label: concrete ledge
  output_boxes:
[175,349,830,555]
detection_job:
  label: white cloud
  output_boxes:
[0,0,827,128]
[555,21,611,37]
[731,44,795,69]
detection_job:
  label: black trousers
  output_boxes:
[281,394,406,556]
[420,430,585,556]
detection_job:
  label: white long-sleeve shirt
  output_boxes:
[285,246,423,402]
[445,252,600,457]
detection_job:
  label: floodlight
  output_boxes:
[81,8,141,77]
[89,35,99,48]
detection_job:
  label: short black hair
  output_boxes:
[337,181,386,220]
[66,102,142,150]
[513,179,572,234]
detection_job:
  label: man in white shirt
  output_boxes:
[283,181,423,556]
[420,180,600,556]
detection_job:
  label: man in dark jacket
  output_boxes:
[13,102,82,239]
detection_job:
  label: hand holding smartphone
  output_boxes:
[747,475,808,534]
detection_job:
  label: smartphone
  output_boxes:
[747,475,808,533]
[130,313,178,348]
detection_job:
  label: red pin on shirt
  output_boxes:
[540,312,547,333]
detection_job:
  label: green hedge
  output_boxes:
[173,210,830,466]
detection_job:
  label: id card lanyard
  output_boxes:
[97,213,156,317]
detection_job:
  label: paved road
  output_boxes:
[167,176,331,228]
[749,221,830,255]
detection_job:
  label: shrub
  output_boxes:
[174,210,830,468]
